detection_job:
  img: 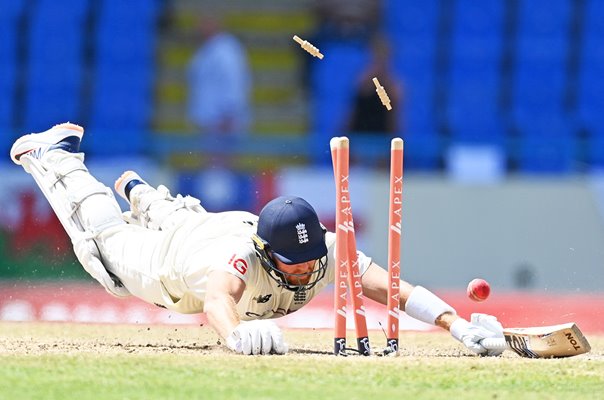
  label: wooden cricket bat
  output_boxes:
[481,322,591,358]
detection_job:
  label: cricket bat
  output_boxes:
[481,322,591,358]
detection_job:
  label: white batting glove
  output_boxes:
[226,320,289,355]
[450,314,504,356]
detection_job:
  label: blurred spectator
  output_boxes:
[187,13,252,136]
[301,0,382,90]
[346,35,403,135]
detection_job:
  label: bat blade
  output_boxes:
[482,322,591,358]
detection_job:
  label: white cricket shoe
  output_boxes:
[114,170,148,202]
[10,122,84,165]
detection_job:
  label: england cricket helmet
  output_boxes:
[253,196,328,292]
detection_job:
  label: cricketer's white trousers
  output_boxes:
[35,151,188,305]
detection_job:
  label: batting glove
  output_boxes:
[226,320,289,355]
[450,314,504,356]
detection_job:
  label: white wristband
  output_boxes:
[404,286,456,325]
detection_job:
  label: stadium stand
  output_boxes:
[578,0,604,169]
[511,0,576,173]
[1,0,604,173]
[86,0,162,155]
[383,0,442,169]
[310,41,370,163]
[23,0,89,132]
[446,0,506,147]
[311,43,369,136]
[0,0,24,136]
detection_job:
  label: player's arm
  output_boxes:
[204,270,246,339]
[203,268,288,355]
[360,262,504,356]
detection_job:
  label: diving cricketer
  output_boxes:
[10,123,504,356]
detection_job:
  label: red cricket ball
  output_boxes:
[467,278,491,302]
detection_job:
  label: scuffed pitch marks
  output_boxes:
[1,323,603,359]
[289,348,333,355]
[0,337,226,356]
[115,342,215,353]
[0,321,228,356]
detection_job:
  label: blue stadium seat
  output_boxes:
[0,0,24,20]
[518,135,576,173]
[311,42,369,136]
[0,24,16,61]
[402,133,441,170]
[24,3,88,132]
[33,0,90,20]
[87,85,150,155]
[512,0,571,121]
[386,1,439,82]
[583,0,604,37]
[588,136,604,169]
[383,0,440,38]
[576,64,604,136]
[398,76,441,169]
[447,80,506,145]
[0,25,17,129]
[511,61,569,124]
[447,73,504,140]
[577,0,604,138]
[24,88,83,129]
[513,64,566,117]
[28,31,84,63]
[88,0,161,134]
[450,0,504,61]
[517,116,576,173]
[96,27,156,65]
[384,0,439,78]
[0,93,13,131]
[581,34,604,67]
[95,63,154,87]
[99,0,161,22]
[90,82,151,127]
[382,1,442,169]
[517,0,571,37]
[404,78,437,136]
[90,55,153,128]
[447,0,505,145]
[24,85,81,131]
[0,0,24,130]
[451,0,504,35]
[83,127,146,157]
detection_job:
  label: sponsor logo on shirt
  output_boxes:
[253,294,272,304]
[229,254,248,275]
[293,290,307,304]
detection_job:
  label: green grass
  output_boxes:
[0,323,603,400]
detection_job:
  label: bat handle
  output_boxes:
[480,337,508,350]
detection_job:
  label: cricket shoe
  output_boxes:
[10,122,84,165]
[114,170,148,202]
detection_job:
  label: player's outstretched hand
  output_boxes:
[450,313,504,356]
[226,320,289,355]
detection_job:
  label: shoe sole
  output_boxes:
[114,170,143,201]
[10,122,84,165]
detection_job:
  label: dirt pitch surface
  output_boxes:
[2,322,604,400]
[1,321,603,359]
